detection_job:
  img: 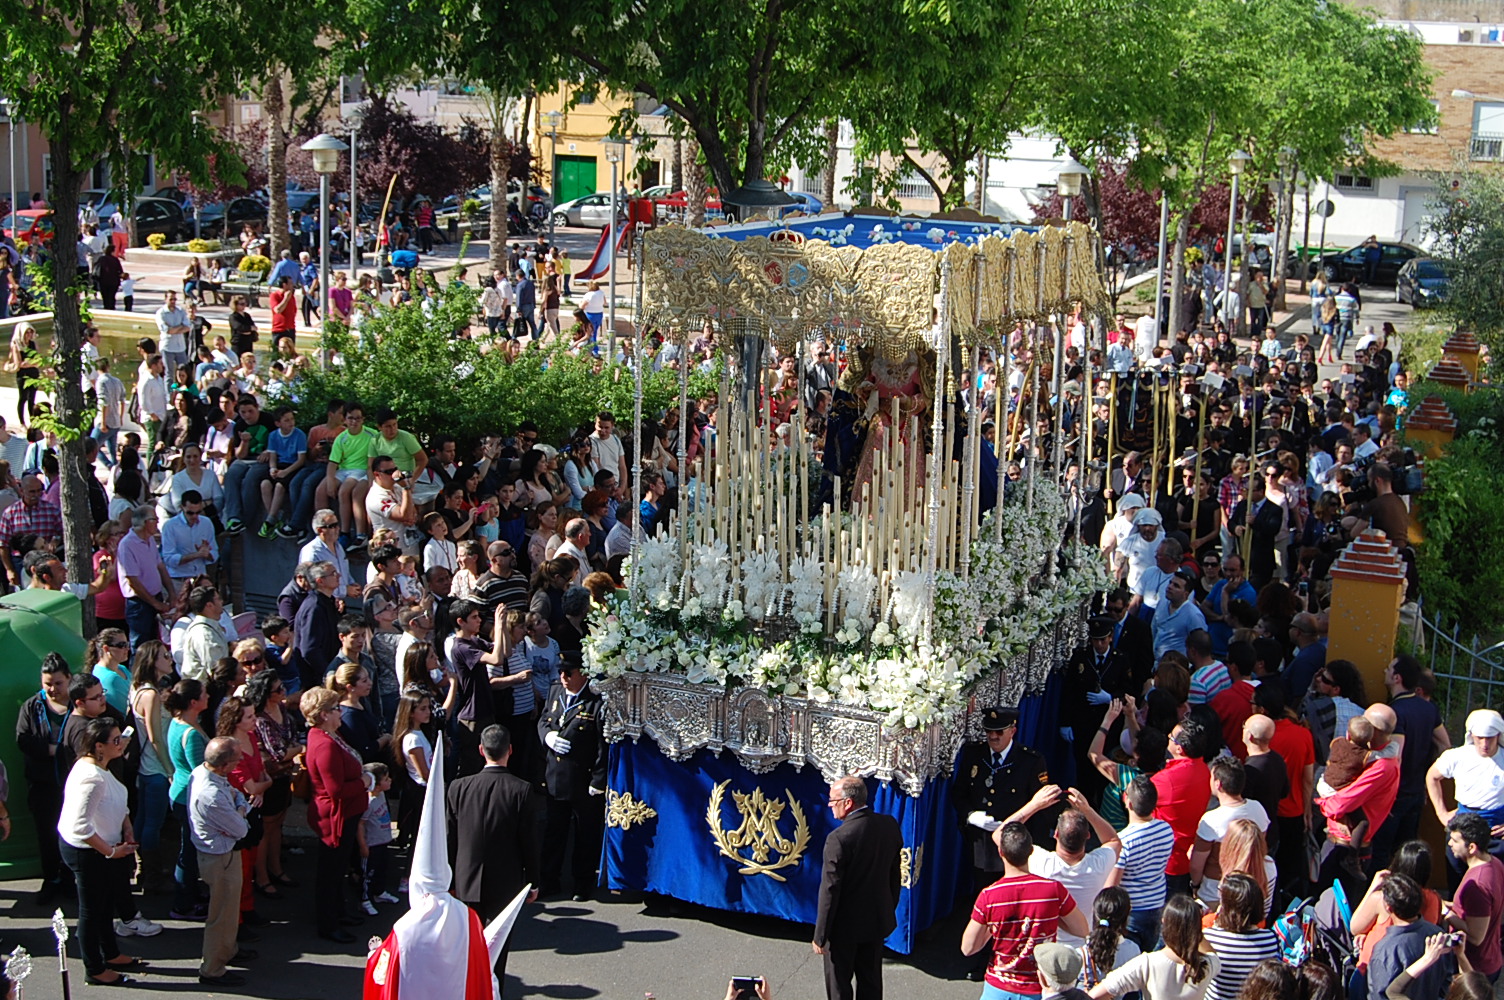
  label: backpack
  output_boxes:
[1272,897,1315,967]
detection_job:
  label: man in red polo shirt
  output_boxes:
[269,274,297,340]
[1211,640,1259,758]
[963,821,1088,999]
[1151,713,1213,899]
[1254,682,1315,898]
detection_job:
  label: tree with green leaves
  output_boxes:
[0,0,274,606]
[561,0,864,196]
[1425,168,1504,366]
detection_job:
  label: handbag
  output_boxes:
[289,751,312,801]
[234,805,264,851]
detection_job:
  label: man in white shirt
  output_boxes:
[1026,788,1121,946]
[588,411,628,486]
[1107,332,1137,374]
[554,518,592,585]
[605,504,633,560]
[365,457,418,554]
[92,357,126,467]
[135,353,169,453]
[1189,756,1271,905]
[180,585,230,680]
[0,415,26,472]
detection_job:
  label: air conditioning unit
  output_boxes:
[1458,28,1476,42]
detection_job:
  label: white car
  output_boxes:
[551,192,626,229]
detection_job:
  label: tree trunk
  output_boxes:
[515,92,533,220]
[1167,212,1190,341]
[685,134,706,228]
[264,74,290,257]
[671,137,683,194]
[489,114,509,276]
[823,119,838,208]
[1274,173,1295,310]
[974,153,987,213]
[45,132,96,634]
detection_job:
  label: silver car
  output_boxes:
[551,192,624,229]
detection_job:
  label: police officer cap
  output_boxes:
[1087,615,1114,640]
[982,706,1019,731]
[560,649,584,672]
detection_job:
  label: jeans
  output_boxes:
[60,841,122,976]
[171,797,201,913]
[125,596,161,652]
[1126,906,1163,952]
[364,842,391,901]
[585,312,603,341]
[222,458,270,525]
[287,463,326,532]
[135,771,170,852]
[980,986,1042,1000]
[1336,320,1353,358]
[163,349,189,377]
[28,782,65,884]
[92,425,118,467]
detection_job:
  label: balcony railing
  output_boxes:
[1469,131,1504,160]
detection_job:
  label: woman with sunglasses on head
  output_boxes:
[58,716,147,985]
[88,628,134,716]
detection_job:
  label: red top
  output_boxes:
[1318,755,1399,839]
[1151,756,1211,876]
[971,873,1078,993]
[1210,679,1257,758]
[227,731,267,792]
[270,286,297,334]
[1269,718,1316,819]
[306,726,367,847]
[1453,855,1504,976]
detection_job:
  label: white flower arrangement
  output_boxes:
[586,489,1106,731]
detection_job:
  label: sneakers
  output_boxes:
[169,905,208,921]
[224,518,245,535]
[361,900,378,916]
[276,521,301,539]
[349,533,369,552]
[374,891,400,905]
[257,520,276,539]
[113,915,164,937]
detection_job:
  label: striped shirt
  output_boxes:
[490,647,535,715]
[1203,927,1280,1000]
[972,873,1078,994]
[1188,661,1232,704]
[1115,819,1174,910]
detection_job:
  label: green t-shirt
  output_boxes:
[369,428,424,473]
[328,426,379,471]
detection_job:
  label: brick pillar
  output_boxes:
[1442,330,1482,383]
[1326,529,1408,700]
[1404,396,1457,460]
[1427,358,1471,392]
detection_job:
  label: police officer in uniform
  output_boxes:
[537,650,607,901]
[1060,616,1130,806]
[954,706,1053,981]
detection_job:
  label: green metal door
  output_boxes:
[556,156,597,205]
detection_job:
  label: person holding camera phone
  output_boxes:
[366,458,420,556]
[1366,871,1458,1000]
[724,977,772,1000]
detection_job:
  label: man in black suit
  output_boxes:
[1102,588,1154,696]
[812,775,903,1000]
[1059,616,1130,802]
[447,724,542,981]
[537,650,607,901]
[1229,474,1287,589]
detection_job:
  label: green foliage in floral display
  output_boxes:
[585,487,1112,730]
[285,283,722,446]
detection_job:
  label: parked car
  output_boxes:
[652,187,726,221]
[1,209,54,247]
[131,197,188,244]
[1306,241,1423,286]
[551,192,626,229]
[197,196,270,239]
[1395,256,1451,307]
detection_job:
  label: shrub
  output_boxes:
[237,254,273,276]
[279,283,722,446]
[460,198,482,220]
[146,233,167,249]
[186,238,221,254]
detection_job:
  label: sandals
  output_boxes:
[270,871,298,888]
[254,881,283,899]
[87,971,135,986]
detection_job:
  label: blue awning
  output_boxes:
[700,211,1036,250]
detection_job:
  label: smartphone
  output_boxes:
[1298,581,1309,596]
[1448,930,1467,948]
[731,977,761,993]
[120,726,135,742]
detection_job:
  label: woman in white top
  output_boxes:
[58,717,143,985]
[1090,895,1220,1000]
[1079,887,1142,988]
[391,691,435,844]
[157,443,225,520]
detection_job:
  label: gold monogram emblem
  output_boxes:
[705,780,811,882]
[899,845,924,889]
[605,790,658,832]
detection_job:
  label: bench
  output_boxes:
[209,269,268,307]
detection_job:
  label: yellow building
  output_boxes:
[533,84,667,206]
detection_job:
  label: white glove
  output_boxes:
[544,732,572,755]
[588,786,604,797]
[1086,689,1112,706]
[1059,726,1074,744]
[966,811,1001,832]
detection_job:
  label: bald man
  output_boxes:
[1315,706,1399,897]
[1242,714,1289,855]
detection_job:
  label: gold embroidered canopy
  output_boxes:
[639,221,1108,359]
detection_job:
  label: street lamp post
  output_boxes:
[603,136,627,362]
[3,100,15,240]
[1223,149,1252,333]
[1055,155,1088,224]
[1154,164,1178,339]
[347,110,362,268]
[301,133,348,368]
[543,111,562,247]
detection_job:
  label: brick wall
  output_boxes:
[1368,43,1504,173]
